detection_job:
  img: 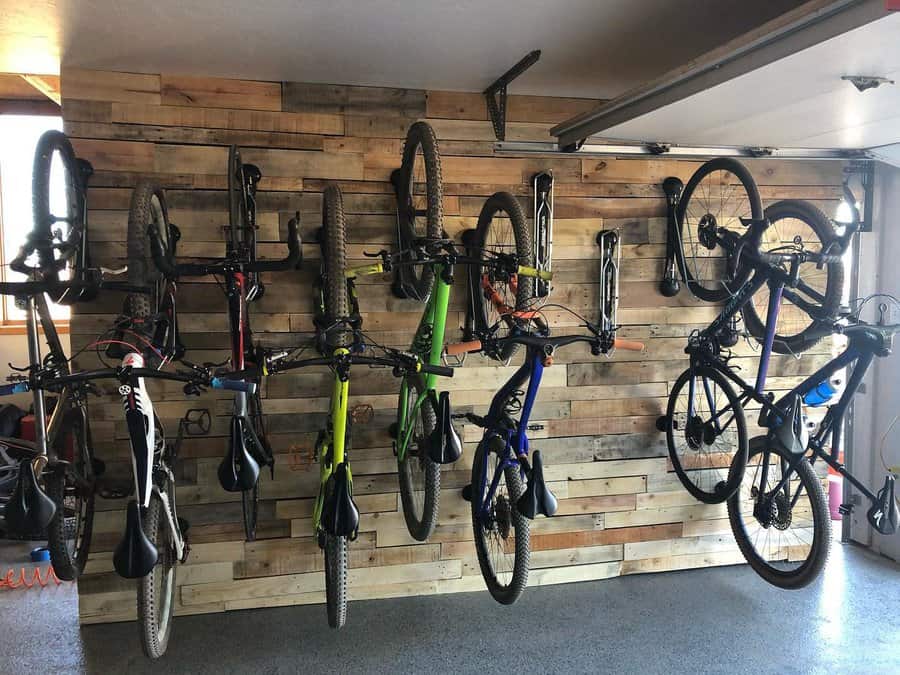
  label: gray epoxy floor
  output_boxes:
[1,540,898,674]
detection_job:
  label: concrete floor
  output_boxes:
[0,540,897,674]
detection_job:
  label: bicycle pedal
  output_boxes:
[838,503,854,516]
[96,477,134,500]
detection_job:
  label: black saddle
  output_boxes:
[217,416,260,492]
[517,451,558,519]
[113,500,158,578]
[427,391,462,465]
[321,462,359,538]
[3,458,56,534]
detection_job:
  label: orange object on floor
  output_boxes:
[0,565,62,590]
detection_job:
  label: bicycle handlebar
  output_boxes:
[148,215,302,278]
[0,276,151,298]
[445,333,644,356]
[234,350,453,379]
[11,366,254,394]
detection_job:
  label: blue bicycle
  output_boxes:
[449,327,643,604]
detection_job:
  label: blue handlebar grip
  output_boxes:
[0,382,29,396]
[211,378,257,394]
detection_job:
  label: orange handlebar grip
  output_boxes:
[445,340,482,356]
[613,338,645,352]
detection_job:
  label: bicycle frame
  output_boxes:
[395,266,451,463]
[474,346,544,521]
[311,349,351,531]
[690,269,883,507]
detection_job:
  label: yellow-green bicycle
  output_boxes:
[244,185,453,627]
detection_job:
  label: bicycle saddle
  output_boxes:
[3,458,57,534]
[321,462,359,538]
[867,474,898,536]
[517,451,558,519]
[427,391,462,465]
[113,500,158,578]
[217,416,260,492]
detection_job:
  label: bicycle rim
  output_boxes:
[676,159,762,302]
[667,366,747,503]
[728,440,830,587]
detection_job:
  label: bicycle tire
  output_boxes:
[228,145,247,252]
[675,158,763,302]
[397,378,440,541]
[742,200,843,354]
[321,184,351,349]
[324,533,348,628]
[138,488,177,659]
[470,192,534,361]
[727,437,831,588]
[397,122,442,300]
[471,437,530,605]
[32,130,87,300]
[45,411,94,581]
[665,365,748,504]
[127,181,171,322]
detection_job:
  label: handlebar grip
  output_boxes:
[211,378,257,394]
[0,382,29,396]
[346,262,384,279]
[816,253,844,265]
[445,340,482,356]
[421,363,454,377]
[517,266,552,281]
[613,338,645,352]
[247,216,303,272]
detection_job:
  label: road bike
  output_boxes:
[660,222,897,587]
[0,130,125,579]
[447,325,643,604]
[667,157,851,354]
[140,146,302,540]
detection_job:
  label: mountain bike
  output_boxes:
[235,184,455,626]
[660,223,897,587]
[669,158,852,354]
[141,147,302,541]
[447,326,644,604]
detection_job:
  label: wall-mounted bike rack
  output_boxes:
[484,50,541,142]
[532,171,553,298]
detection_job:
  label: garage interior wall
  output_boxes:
[61,69,844,622]
[850,161,900,563]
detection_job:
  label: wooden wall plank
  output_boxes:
[161,75,281,111]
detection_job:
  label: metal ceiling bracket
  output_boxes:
[841,75,895,92]
[646,142,670,155]
[484,50,541,141]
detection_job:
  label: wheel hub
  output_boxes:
[685,416,706,449]
[753,490,793,530]
[697,214,718,249]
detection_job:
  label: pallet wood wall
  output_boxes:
[60,68,843,623]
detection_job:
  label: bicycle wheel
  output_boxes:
[228,145,248,252]
[127,181,171,323]
[666,365,748,503]
[138,487,177,659]
[470,192,534,361]
[45,410,94,580]
[742,200,843,354]
[324,533,348,628]
[397,378,440,541]
[32,130,88,302]
[727,437,830,588]
[241,391,267,542]
[321,184,351,349]
[675,158,763,302]
[397,121,442,300]
[471,437,530,605]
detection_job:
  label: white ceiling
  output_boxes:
[594,11,900,149]
[4,0,806,98]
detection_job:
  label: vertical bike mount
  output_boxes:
[484,50,541,142]
[596,230,620,334]
[660,177,684,297]
[532,171,554,298]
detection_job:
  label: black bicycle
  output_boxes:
[660,222,897,588]
[668,158,852,354]
[139,146,302,541]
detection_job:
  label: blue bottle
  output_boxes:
[803,380,836,407]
